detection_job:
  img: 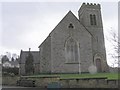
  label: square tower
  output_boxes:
[78,3,109,72]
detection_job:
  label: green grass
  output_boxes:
[22,73,119,80]
[59,73,119,80]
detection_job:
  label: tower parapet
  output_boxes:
[78,2,102,27]
[80,3,100,10]
[79,3,101,16]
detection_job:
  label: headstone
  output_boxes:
[88,65,97,74]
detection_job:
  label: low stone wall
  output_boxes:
[107,79,118,88]
[2,76,19,86]
[3,75,118,88]
[59,78,118,88]
[18,76,119,88]
[20,76,60,88]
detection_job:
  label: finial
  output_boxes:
[29,48,31,52]
[21,49,23,53]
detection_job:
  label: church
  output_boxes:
[19,3,109,75]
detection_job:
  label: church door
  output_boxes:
[96,59,102,72]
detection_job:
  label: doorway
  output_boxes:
[96,58,102,72]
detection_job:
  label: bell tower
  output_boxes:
[78,3,103,28]
[78,3,109,72]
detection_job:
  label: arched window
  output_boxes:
[93,15,97,25]
[90,14,93,25]
[65,37,79,63]
[90,14,97,25]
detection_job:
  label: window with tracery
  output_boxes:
[65,37,79,63]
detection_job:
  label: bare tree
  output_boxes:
[106,29,119,67]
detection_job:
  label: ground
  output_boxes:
[22,73,119,80]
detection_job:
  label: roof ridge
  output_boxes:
[22,51,39,52]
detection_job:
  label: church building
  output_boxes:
[19,3,109,75]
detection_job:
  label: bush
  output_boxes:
[10,73,15,77]
[2,67,19,76]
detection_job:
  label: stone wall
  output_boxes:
[78,3,109,72]
[3,76,118,88]
[59,78,118,88]
[2,76,19,86]
[18,76,119,88]
[50,11,93,73]
[39,36,51,73]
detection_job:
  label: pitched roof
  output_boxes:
[3,60,19,65]
[2,61,11,64]
[10,60,19,66]
[38,11,94,48]
[38,35,51,48]
[20,51,39,64]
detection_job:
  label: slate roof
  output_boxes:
[10,60,19,66]
[20,50,40,64]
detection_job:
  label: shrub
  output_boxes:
[2,67,19,76]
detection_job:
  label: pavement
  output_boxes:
[1,85,47,90]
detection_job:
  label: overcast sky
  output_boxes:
[0,1,119,66]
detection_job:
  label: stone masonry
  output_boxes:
[20,3,109,75]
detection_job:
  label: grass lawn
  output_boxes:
[22,73,119,80]
[59,73,119,80]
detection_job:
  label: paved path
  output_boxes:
[2,85,47,90]
[2,85,28,88]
